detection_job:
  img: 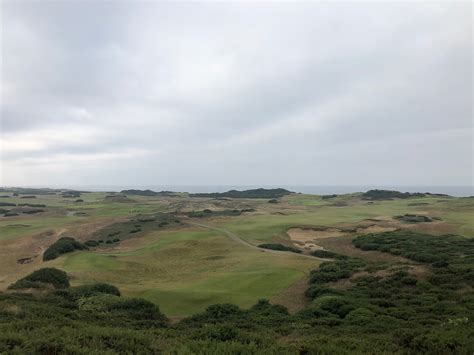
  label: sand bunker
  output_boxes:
[287,225,397,252]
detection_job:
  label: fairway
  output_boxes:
[55,227,318,316]
[1,188,473,317]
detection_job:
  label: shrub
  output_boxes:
[305,285,341,299]
[8,268,69,289]
[345,308,375,325]
[18,203,46,207]
[204,304,241,319]
[84,240,99,247]
[250,299,289,315]
[319,297,355,318]
[311,250,348,260]
[78,294,120,312]
[258,243,301,253]
[74,283,121,298]
[43,237,88,261]
[22,209,44,214]
[4,212,19,217]
[190,188,292,199]
[108,298,167,322]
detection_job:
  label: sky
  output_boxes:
[0,1,472,188]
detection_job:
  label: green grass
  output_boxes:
[137,268,302,316]
[58,228,319,316]
[0,217,70,241]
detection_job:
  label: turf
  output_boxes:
[56,229,318,316]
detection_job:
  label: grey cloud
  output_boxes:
[0,1,471,187]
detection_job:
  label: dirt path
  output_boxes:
[185,221,329,261]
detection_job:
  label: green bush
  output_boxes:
[319,297,355,318]
[74,283,121,297]
[250,299,289,315]
[108,298,167,322]
[84,240,99,247]
[206,304,241,318]
[345,308,375,325]
[305,285,341,299]
[196,324,238,341]
[43,237,88,261]
[311,250,348,260]
[258,243,301,254]
[8,268,69,289]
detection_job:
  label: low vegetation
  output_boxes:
[394,214,433,223]
[190,188,292,199]
[121,189,177,196]
[92,213,181,243]
[185,209,255,218]
[258,243,302,254]
[362,189,426,200]
[8,268,70,289]
[18,203,46,207]
[43,237,88,261]
[311,250,349,259]
[21,209,44,214]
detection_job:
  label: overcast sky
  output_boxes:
[0,1,472,188]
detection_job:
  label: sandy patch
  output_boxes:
[287,225,397,252]
[288,228,346,242]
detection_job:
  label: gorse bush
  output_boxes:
[258,243,301,253]
[43,237,88,261]
[311,250,349,259]
[362,189,426,200]
[73,283,121,298]
[8,268,70,289]
[190,188,292,199]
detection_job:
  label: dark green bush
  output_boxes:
[311,250,348,259]
[8,268,69,289]
[258,243,301,253]
[204,304,241,319]
[108,298,167,322]
[43,237,88,261]
[84,240,99,247]
[74,283,121,297]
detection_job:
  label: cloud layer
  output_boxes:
[1,1,472,187]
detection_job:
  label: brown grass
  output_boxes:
[270,275,311,313]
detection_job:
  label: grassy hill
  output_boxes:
[0,188,472,352]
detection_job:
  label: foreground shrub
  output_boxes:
[73,283,121,298]
[250,299,289,316]
[9,268,69,289]
[108,298,168,322]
